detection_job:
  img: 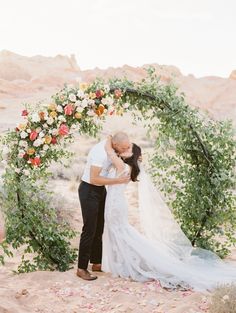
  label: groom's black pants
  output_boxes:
[78,181,106,269]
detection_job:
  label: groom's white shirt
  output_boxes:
[81,140,112,185]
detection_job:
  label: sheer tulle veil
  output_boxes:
[138,164,234,263]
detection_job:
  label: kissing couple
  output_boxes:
[76,132,236,291]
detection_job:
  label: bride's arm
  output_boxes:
[105,136,126,173]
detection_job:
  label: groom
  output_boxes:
[76,132,131,280]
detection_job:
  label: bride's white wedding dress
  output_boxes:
[102,164,236,291]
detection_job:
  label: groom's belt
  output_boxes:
[81,180,105,189]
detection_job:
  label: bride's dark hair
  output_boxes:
[122,143,142,182]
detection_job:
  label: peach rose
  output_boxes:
[75,112,82,119]
[44,135,52,144]
[27,148,35,155]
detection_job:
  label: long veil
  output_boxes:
[138,164,223,262]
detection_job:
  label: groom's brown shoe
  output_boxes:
[76,269,97,280]
[92,263,102,272]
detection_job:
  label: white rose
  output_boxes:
[20,131,28,139]
[31,113,40,123]
[33,138,43,147]
[43,123,49,129]
[75,100,81,107]
[52,128,58,136]
[15,168,21,174]
[19,140,28,148]
[58,116,66,122]
[36,127,42,133]
[47,117,54,125]
[81,99,88,108]
[39,131,45,138]
[77,90,85,99]
[123,102,130,109]
[43,144,49,151]
[69,93,76,102]
[76,106,84,113]
[87,110,96,117]
[104,84,110,92]
[18,150,25,158]
[2,146,9,159]
[57,105,63,113]
[23,169,30,176]
[27,128,31,133]
[88,99,95,106]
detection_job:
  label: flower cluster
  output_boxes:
[13,83,128,172]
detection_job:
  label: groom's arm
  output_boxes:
[90,166,129,185]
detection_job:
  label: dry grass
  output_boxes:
[209,283,236,313]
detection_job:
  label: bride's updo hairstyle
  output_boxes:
[123,144,142,182]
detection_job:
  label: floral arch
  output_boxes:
[0,69,235,273]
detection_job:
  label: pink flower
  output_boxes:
[59,124,69,136]
[64,104,74,116]
[95,89,104,98]
[29,130,38,141]
[114,89,122,99]
[22,109,28,116]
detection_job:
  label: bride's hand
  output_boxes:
[105,135,113,152]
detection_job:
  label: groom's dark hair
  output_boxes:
[122,143,141,182]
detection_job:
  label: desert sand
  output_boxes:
[0,51,235,313]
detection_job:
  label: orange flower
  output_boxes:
[27,148,35,155]
[95,104,105,116]
[29,157,41,166]
[50,111,57,118]
[44,135,52,144]
[38,111,45,120]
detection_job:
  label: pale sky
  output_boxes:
[0,0,235,77]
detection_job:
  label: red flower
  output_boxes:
[29,130,38,141]
[64,104,74,116]
[22,109,28,116]
[51,137,57,144]
[29,157,41,166]
[95,89,104,98]
[15,127,19,132]
[114,89,122,99]
[23,153,28,159]
[59,124,69,136]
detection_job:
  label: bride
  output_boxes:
[102,136,236,291]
